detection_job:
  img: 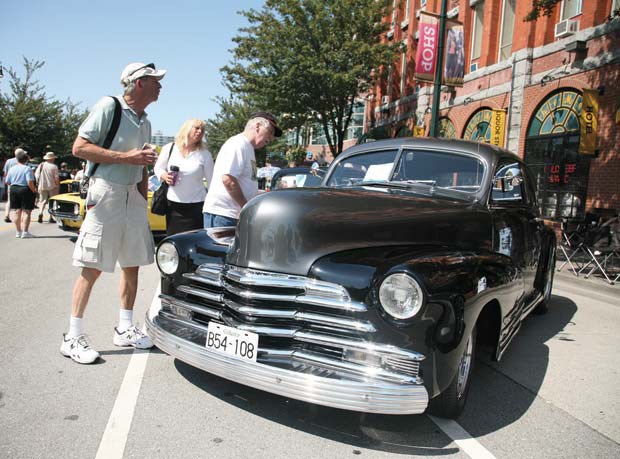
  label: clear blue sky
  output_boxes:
[1,0,265,136]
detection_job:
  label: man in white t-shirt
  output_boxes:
[203,112,282,228]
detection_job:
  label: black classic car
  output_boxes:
[147,138,556,418]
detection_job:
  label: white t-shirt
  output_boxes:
[154,142,214,204]
[203,133,257,219]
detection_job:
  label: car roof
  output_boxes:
[341,137,520,165]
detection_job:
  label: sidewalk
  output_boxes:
[554,268,619,303]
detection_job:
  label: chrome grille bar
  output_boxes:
[220,265,367,312]
[222,298,376,332]
[177,285,222,303]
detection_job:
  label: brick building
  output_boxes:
[366,0,620,219]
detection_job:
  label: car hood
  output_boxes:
[227,188,492,276]
[49,192,83,204]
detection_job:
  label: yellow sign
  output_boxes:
[489,109,506,147]
[579,89,599,154]
[413,126,426,137]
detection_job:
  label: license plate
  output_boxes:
[205,323,258,362]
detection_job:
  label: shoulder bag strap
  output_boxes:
[87,96,122,178]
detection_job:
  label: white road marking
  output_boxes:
[428,415,497,459]
[95,288,159,459]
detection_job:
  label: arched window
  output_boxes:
[438,117,457,139]
[463,109,493,142]
[525,89,591,220]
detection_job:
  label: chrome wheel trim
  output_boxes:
[456,334,473,399]
[543,247,555,301]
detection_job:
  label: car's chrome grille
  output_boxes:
[50,201,78,215]
[161,263,424,382]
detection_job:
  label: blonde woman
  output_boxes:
[154,119,214,235]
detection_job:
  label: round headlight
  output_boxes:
[157,242,179,275]
[379,273,424,319]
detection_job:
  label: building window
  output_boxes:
[499,0,515,62]
[471,1,485,61]
[463,108,493,142]
[561,0,582,20]
[420,0,427,8]
[525,90,591,220]
[438,117,457,139]
[613,0,620,15]
[391,0,397,29]
[400,43,407,96]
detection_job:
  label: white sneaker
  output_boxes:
[60,334,100,364]
[113,325,153,349]
[20,231,34,239]
[15,231,22,238]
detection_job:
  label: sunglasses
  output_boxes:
[127,63,156,78]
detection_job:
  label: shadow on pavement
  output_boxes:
[175,358,457,455]
[172,293,576,452]
[459,294,577,435]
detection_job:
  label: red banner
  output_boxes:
[442,20,464,87]
[415,12,439,83]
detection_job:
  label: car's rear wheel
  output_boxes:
[428,326,476,419]
[534,245,555,315]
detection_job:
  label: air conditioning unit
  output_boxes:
[381,95,390,105]
[554,19,579,38]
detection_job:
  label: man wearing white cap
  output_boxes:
[3,148,22,223]
[35,151,59,223]
[60,62,166,364]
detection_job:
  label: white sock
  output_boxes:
[118,309,133,332]
[67,316,84,339]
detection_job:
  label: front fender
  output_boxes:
[309,245,520,398]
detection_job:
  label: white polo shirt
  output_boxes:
[203,133,258,219]
[78,96,151,185]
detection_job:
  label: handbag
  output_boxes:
[150,142,175,216]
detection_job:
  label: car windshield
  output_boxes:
[326,148,485,195]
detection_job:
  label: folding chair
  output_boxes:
[556,218,593,275]
[583,219,620,285]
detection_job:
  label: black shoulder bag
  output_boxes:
[150,142,175,216]
[79,96,122,199]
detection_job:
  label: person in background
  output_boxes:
[60,61,166,364]
[35,151,60,223]
[154,119,214,236]
[5,149,37,238]
[3,148,22,223]
[74,161,87,181]
[58,162,72,182]
[203,112,282,228]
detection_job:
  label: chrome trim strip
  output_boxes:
[183,273,222,288]
[147,315,428,414]
[48,211,81,221]
[159,294,221,320]
[222,298,376,332]
[177,285,222,303]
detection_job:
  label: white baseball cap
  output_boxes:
[120,62,166,86]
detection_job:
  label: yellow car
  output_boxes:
[48,189,166,235]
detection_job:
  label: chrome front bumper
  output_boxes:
[146,315,429,414]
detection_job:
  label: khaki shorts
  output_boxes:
[72,178,154,273]
[39,188,58,202]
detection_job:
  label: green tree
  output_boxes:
[0,57,87,161]
[222,0,400,157]
[524,0,561,21]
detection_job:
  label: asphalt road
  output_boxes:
[1,209,619,459]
